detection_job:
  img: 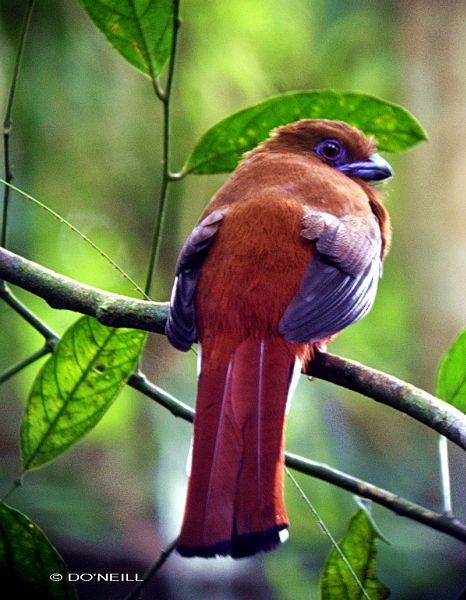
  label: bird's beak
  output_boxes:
[337,153,393,182]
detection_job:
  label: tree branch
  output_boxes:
[1,245,465,451]
[307,352,466,450]
[0,247,167,334]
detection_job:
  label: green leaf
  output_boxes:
[21,317,146,470]
[321,506,390,600]
[0,503,76,599]
[184,90,428,174]
[79,0,173,78]
[436,329,466,413]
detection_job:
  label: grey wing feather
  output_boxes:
[279,208,382,344]
[166,208,227,351]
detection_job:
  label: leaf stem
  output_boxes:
[151,76,166,103]
[144,0,181,296]
[2,0,35,247]
[167,170,186,181]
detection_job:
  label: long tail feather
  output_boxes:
[177,337,297,559]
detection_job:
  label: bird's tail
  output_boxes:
[176,336,299,559]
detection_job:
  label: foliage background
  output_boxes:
[0,1,464,598]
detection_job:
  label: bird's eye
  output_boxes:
[316,139,346,163]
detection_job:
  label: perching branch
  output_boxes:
[0,247,167,334]
[1,245,465,451]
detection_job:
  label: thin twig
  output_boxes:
[2,0,36,246]
[122,538,178,600]
[129,371,194,421]
[144,0,181,296]
[0,344,51,384]
[0,280,59,342]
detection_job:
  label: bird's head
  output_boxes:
[262,119,393,183]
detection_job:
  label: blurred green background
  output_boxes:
[0,1,465,598]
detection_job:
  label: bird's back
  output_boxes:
[195,149,373,366]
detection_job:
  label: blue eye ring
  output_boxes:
[316,139,346,164]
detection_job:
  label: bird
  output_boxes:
[166,118,393,559]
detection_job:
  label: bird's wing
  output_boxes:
[166,208,227,350]
[279,208,382,344]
